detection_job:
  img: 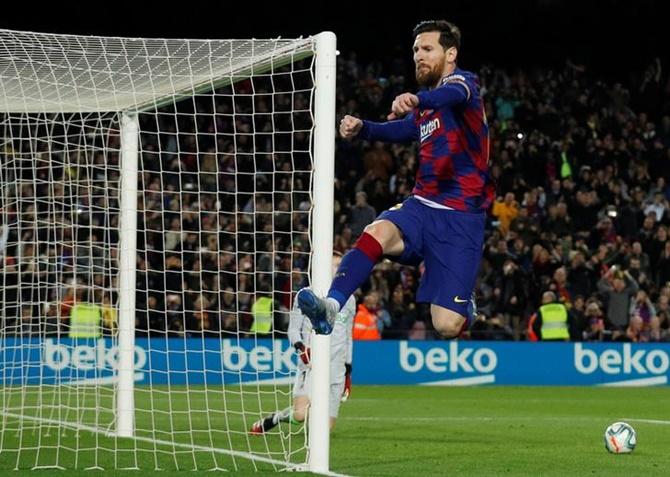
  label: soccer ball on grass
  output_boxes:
[604,422,636,454]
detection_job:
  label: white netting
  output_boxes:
[0,30,313,112]
[0,29,322,471]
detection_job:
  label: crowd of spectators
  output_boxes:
[2,51,670,342]
[333,54,670,342]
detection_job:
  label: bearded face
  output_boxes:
[413,31,451,88]
[415,55,446,88]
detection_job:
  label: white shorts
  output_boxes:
[293,367,344,418]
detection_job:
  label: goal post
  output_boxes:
[309,31,337,474]
[117,112,139,438]
[0,28,337,472]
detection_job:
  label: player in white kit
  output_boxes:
[250,252,356,433]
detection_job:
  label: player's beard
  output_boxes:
[415,57,446,89]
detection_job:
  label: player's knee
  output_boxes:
[362,221,385,243]
[293,409,307,422]
[432,313,465,338]
[363,220,402,255]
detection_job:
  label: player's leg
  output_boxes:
[430,292,479,337]
[258,395,334,430]
[291,395,310,423]
[249,406,292,435]
[430,304,467,338]
[290,367,310,425]
[328,380,346,431]
[297,219,402,334]
[250,368,309,434]
[298,199,422,334]
[327,218,404,302]
[419,209,485,338]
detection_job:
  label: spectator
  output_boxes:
[624,241,651,277]
[493,258,528,340]
[582,301,609,341]
[191,294,217,334]
[471,313,514,340]
[528,291,571,341]
[363,141,393,181]
[492,192,519,235]
[551,266,572,305]
[544,202,573,237]
[567,251,597,298]
[352,292,381,340]
[629,290,656,326]
[643,191,667,222]
[618,315,645,342]
[101,294,117,335]
[598,265,639,330]
[15,305,37,335]
[250,293,273,335]
[656,240,670,287]
[386,284,417,339]
[407,320,427,340]
[646,225,667,267]
[348,191,376,240]
[570,295,586,338]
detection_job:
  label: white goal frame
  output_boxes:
[0,29,337,473]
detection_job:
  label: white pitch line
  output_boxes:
[345,416,592,422]
[0,410,352,477]
[344,415,670,424]
[622,418,670,425]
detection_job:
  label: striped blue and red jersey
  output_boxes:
[359,68,494,213]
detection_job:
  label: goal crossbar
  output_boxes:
[0,29,315,113]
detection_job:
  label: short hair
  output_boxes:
[542,291,557,303]
[413,20,461,51]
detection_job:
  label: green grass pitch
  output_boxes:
[1,386,669,476]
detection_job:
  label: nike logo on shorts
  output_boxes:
[453,296,468,303]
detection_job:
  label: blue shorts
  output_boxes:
[378,197,485,317]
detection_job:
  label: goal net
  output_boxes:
[0,29,336,472]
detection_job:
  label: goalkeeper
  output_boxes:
[250,252,356,434]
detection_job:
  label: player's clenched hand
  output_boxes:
[339,115,363,139]
[387,93,419,120]
[294,342,311,366]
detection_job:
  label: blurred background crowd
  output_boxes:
[2,27,670,343]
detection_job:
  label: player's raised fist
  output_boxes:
[388,93,419,120]
[339,115,363,139]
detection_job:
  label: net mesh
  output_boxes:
[0,29,319,471]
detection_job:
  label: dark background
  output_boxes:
[0,0,665,76]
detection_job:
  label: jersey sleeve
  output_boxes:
[416,74,473,110]
[359,112,418,144]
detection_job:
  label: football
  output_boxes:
[604,422,636,454]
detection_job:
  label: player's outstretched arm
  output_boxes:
[339,115,364,139]
[341,112,418,144]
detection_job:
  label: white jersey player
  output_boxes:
[250,253,356,433]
